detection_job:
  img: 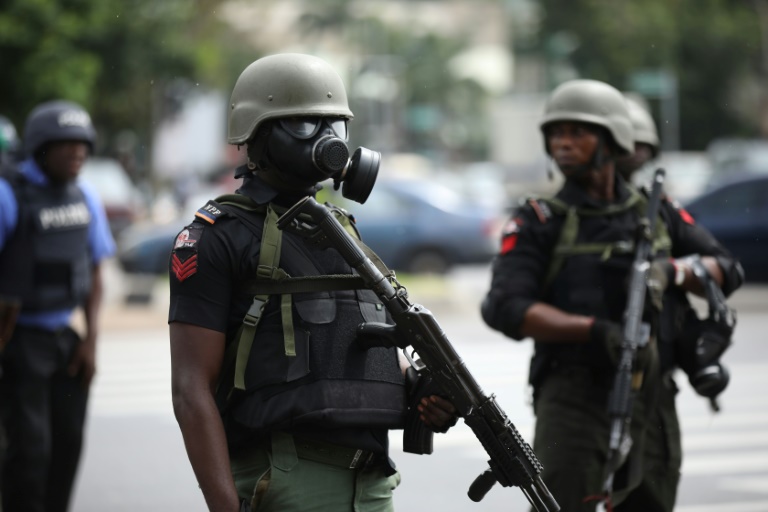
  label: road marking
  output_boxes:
[675,500,768,512]
[719,477,768,495]
[682,450,768,475]
[684,430,768,451]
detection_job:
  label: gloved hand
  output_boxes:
[590,318,623,364]
[647,258,676,310]
[590,318,653,369]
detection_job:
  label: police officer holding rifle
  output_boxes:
[481,79,744,511]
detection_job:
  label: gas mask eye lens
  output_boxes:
[330,119,348,141]
[280,117,320,139]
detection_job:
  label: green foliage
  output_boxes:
[297,3,491,159]
[536,0,762,149]
[0,0,238,155]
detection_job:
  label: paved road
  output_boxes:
[70,264,768,511]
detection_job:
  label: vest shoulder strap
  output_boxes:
[215,193,267,212]
[540,186,672,291]
[217,197,396,397]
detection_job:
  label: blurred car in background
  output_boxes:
[633,151,713,204]
[116,177,502,281]
[116,185,225,277]
[684,173,768,283]
[325,177,502,274]
[79,157,144,238]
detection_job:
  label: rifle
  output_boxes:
[277,196,560,512]
[599,168,666,509]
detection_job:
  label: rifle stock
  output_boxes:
[277,196,559,512]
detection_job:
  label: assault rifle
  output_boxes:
[599,168,666,509]
[277,196,559,512]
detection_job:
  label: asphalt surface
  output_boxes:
[68,262,768,511]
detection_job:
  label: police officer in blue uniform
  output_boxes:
[169,54,456,512]
[0,100,116,512]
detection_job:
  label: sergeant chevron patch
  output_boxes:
[171,254,198,282]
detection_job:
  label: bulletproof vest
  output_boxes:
[533,187,672,368]
[210,194,406,435]
[0,169,92,311]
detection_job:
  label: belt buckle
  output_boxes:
[349,449,374,469]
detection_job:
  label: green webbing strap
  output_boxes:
[281,294,296,356]
[239,275,367,295]
[234,205,286,391]
[541,188,671,291]
[231,199,399,391]
[215,193,266,212]
[542,205,578,290]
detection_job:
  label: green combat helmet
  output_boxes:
[228,53,354,145]
[625,96,660,157]
[540,79,634,156]
[226,53,380,204]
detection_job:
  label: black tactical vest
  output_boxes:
[0,170,92,311]
[533,189,672,370]
[213,199,407,436]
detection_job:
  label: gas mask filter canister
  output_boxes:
[270,117,381,204]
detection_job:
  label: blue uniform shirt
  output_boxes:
[0,158,116,329]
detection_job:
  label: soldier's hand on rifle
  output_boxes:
[590,318,652,369]
[647,258,676,310]
[418,395,458,433]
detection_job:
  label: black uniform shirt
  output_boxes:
[168,174,394,458]
[481,176,744,343]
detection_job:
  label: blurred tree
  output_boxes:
[0,0,250,160]
[297,1,491,160]
[534,0,762,149]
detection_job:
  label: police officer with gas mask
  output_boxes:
[481,79,744,511]
[0,100,116,512]
[168,53,456,512]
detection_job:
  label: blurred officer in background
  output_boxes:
[169,53,456,512]
[615,97,660,183]
[481,79,743,511]
[0,100,116,512]
[0,116,21,171]
[0,113,20,511]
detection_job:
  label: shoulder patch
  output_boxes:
[527,198,552,223]
[500,216,523,255]
[173,223,202,250]
[171,223,204,282]
[677,206,695,225]
[194,200,225,224]
[666,197,696,225]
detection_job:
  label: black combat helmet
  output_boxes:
[23,100,96,156]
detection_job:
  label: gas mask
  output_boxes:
[266,116,380,204]
[676,255,736,411]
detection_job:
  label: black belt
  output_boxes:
[292,436,379,470]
